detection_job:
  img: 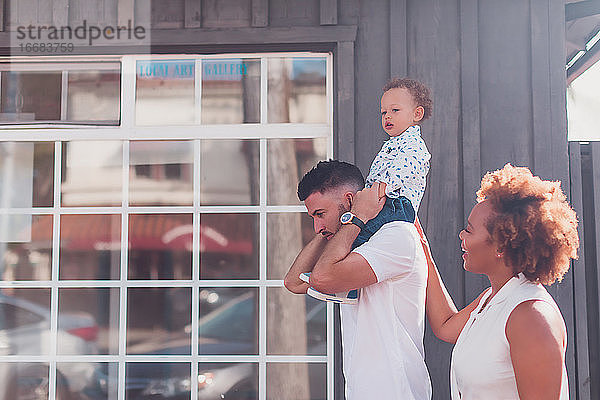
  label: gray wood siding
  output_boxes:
[0,0,592,399]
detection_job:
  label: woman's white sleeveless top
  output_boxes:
[450,274,569,399]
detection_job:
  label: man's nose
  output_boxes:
[314,219,324,234]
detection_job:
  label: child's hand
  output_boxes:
[351,182,386,223]
[377,182,387,199]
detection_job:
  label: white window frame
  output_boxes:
[0,52,335,400]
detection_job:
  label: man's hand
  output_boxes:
[350,182,386,223]
[284,233,328,294]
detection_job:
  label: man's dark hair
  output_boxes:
[297,160,365,201]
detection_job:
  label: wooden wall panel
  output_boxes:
[592,142,600,400]
[269,0,319,27]
[184,0,201,28]
[569,142,592,400]
[389,0,406,78]
[68,0,117,26]
[337,0,358,26]
[478,0,532,173]
[353,0,389,173]
[251,0,268,27]
[320,0,337,25]
[202,0,250,28]
[406,1,462,398]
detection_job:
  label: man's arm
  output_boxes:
[309,184,385,293]
[283,233,328,294]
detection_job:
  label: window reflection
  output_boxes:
[199,288,258,355]
[136,60,195,125]
[199,362,258,398]
[129,141,194,206]
[1,215,52,281]
[64,362,118,400]
[268,58,327,123]
[58,288,119,355]
[267,288,325,356]
[200,139,259,205]
[127,288,191,355]
[199,214,258,280]
[201,59,260,124]
[267,363,326,400]
[0,71,61,122]
[0,288,50,355]
[59,214,121,280]
[267,138,328,205]
[128,214,192,280]
[0,142,54,208]
[125,363,190,399]
[67,70,120,124]
[0,363,52,400]
[267,213,313,280]
[61,141,123,207]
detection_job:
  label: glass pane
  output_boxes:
[0,71,61,122]
[199,288,258,355]
[0,288,50,355]
[136,60,195,125]
[268,57,327,123]
[0,363,51,400]
[267,138,327,205]
[267,288,326,355]
[127,287,191,355]
[62,362,118,400]
[267,363,326,400]
[129,141,194,206]
[0,142,54,208]
[128,214,192,280]
[58,288,119,355]
[59,214,121,280]
[199,214,258,280]
[201,59,260,124]
[198,362,257,399]
[125,362,189,400]
[61,141,123,207]
[267,212,313,279]
[1,215,52,281]
[67,70,120,124]
[199,139,259,206]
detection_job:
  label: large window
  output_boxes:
[0,53,333,400]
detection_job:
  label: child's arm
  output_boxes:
[415,218,487,344]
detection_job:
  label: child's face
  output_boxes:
[380,87,424,137]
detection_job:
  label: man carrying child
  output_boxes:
[284,78,433,399]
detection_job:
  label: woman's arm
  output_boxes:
[416,218,486,344]
[507,300,566,400]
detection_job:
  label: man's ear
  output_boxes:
[414,106,425,122]
[344,191,354,209]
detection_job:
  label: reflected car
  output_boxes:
[82,293,326,399]
[0,294,99,400]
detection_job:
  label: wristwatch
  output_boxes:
[340,212,366,230]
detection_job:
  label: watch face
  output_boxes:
[340,212,353,224]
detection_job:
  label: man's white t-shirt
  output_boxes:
[341,221,431,400]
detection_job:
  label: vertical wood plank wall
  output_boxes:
[1,0,594,399]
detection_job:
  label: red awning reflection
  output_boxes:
[28,214,252,254]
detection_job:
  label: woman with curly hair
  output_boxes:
[419,163,579,399]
